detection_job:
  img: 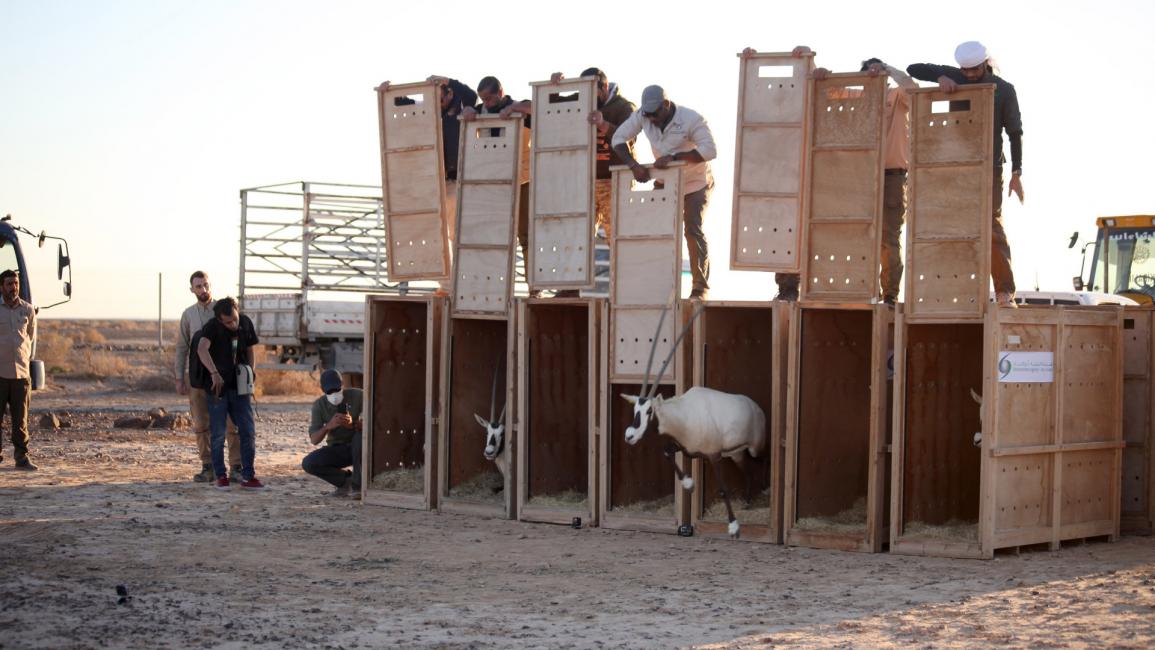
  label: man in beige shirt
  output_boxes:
[0,270,37,470]
[175,271,240,482]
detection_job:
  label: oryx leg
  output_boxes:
[728,452,756,505]
[708,457,739,539]
[664,441,694,492]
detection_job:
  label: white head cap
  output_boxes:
[955,41,989,69]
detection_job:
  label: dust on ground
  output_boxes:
[1,321,1154,648]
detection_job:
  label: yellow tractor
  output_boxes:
[1072,215,1155,305]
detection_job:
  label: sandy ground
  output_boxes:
[1,329,1154,648]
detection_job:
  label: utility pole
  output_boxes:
[158,272,163,349]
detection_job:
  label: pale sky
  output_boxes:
[2,0,1153,319]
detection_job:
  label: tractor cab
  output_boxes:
[1074,215,1155,305]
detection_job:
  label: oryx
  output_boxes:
[621,303,767,539]
[474,364,510,483]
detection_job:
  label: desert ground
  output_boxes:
[1,320,1153,649]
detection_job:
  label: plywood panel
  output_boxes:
[377,80,448,281]
[804,223,876,301]
[1060,449,1115,526]
[993,322,1056,448]
[731,51,813,272]
[905,85,994,321]
[614,240,679,306]
[1122,308,1153,532]
[529,77,596,290]
[906,241,985,317]
[612,307,677,384]
[992,455,1052,531]
[800,73,885,304]
[1062,324,1121,444]
[451,114,520,319]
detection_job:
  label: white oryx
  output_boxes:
[621,303,767,539]
[474,365,510,482]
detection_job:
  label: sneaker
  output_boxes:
[528,289,543,299]
[240,477,268,490]
[193,465,214,483]
[214,476,231,490]
[330,478,351,498]
[882,295,897,306]
[553,289,581,298]
[349,489,362,501]
[773,289,798,302]
[15,459,38,471]
[689,289,708,301]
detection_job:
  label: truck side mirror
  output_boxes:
[57,243,70,280]
[1068,232,1079,249]
[63,281,72,298]
[1072,276,1085,291]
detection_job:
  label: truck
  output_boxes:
[1071,215,1155,305]
[0,214,73,388]
[239,181,611,375]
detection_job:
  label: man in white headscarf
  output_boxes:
[908,41,1024,307]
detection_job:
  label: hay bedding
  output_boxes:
[702,489,771,525]
[370,467,424,493]
[526,489,588,508]
[448,470,504,503]
[613,495,675,517]
[793,497,868,533]
[902,520,979,541]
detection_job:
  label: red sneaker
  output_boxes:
[240,477,267,490]
[214,477,230,490]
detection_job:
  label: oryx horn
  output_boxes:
[645,302,705,400]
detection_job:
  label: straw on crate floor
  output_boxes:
[794,497,867,533]
[370,467,424,493]
[702,491,771,525]
[448,470,504,503]
[614,495,675,518]
[903,520,979,541]
[527,489,588,509]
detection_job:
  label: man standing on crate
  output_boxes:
[612,84,717,300]
[302,369,364,499]
[0,270,37,471]
[196,297,264,490]
[908,40,1024,307]
[175,271,241,483]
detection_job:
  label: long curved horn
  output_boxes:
[640,304,670,397]
[489,363,500,422]
[646,302,705,399]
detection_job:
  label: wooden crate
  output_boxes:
[515,298,602,526]
[528,77,597,291]
[451,114,523,319]
[689,302,790,543]
[799,73,887,303]
[436,315,518,519]
[362,295,444,510]
[1122,307,1154,534]
[904,85,994,321]
[730,50,813,272]
[376,80,449,281]
[891,306,1125,558]
[599,162,691,532]
[784,304,893,552]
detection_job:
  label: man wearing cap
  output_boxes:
[908,41,1024,306]
[302,369,364,498]
[612,85,717,300]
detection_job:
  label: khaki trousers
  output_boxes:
[190,387,240,468]
[0,377,30,462]
[879,172,907,301]
[991,171,1016,295]
[684,184,713,293]
[594,179,614,242]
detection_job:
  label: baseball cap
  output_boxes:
[640,85,667,113]
[320,369,343,394]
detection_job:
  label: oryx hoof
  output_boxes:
[728,520,740,539]
[681,476,695,492]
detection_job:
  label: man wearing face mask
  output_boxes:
[302,369,364,499]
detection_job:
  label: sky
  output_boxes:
[2,0,1153,319]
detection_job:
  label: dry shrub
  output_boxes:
[37,330,73,371]
[80,329,107,344]
[70,349,130,379]
[133,373,174,392]
[255,370,316,396]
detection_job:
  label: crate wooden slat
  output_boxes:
[528,77,597,290]
[784,303,893,552]
[516,298,602,526]
[436,315,518,519]
[689,301,790,543]
[451,114,522,320]
[376,80,449,281]
[799,73,887,304]
[904,85,994,321]
[1122,306,1155,534]
[362,295,444,510]
[730,51,813,272]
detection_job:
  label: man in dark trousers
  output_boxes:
[908,40,1024,307]
[0,270,37,471]
[302,369,364,499]
[196,297,264,490]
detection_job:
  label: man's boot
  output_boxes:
[193,464,214,483]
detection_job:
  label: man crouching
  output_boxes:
[303,369,363,499]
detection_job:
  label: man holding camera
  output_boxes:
[302,369,363,499]
[195,297,264,490]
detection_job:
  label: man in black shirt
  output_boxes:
[908,41,1024,306]
[196,297,264,489]
[302,370,364,498]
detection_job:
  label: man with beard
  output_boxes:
[175,271,240,483]
[908,41,1024,307]
[0,270,37,470]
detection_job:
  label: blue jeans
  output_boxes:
[207,389,256,480]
